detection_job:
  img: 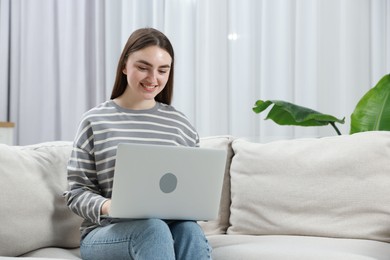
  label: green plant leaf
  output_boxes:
[253,100,345,134]
[350,74,390,134]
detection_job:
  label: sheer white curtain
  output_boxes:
[0,0,10,122]
[0,0,389,145]
[216,0,390,141]
[0,0,107,144]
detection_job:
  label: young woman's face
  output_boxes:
[123,45,172,104]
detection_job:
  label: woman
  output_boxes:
[65,28,211,260]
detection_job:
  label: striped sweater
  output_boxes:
[64,100,199,238]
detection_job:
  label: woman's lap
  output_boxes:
[80,219,211,260]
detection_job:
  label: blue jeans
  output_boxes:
[80,219,212,260]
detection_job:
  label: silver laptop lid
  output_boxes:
[109,143,227,220]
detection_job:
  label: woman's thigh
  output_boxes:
[81,219,175,260]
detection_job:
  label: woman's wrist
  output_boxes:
[101,200,111,215]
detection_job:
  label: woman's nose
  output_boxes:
[146,70,158,83]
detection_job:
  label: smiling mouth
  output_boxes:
[141,83,157,90]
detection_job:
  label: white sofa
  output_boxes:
[1,131,390,259]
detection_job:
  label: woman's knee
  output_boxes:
[170,221,204,237]
[129,219,175,259]
[134,219,173,241]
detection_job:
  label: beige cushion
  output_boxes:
[198,135,235,235]
[0,142,83,257]
[20,247,81,259]
[228,131,390,242]
[208,234,390,260]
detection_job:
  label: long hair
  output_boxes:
[110,28,175,105]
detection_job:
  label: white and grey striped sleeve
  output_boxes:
[64,120,108,225]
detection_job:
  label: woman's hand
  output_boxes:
[101,199,111,215]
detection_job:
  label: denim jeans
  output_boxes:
[80,219,212,260]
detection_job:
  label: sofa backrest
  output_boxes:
[0,141,83,257]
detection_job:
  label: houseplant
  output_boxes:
[253,73,390,135]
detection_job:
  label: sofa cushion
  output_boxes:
[0,142,83,257]
[198,135,234,235]
[208,234,390,260]
[228,131,390,242]
[20,247,81,259]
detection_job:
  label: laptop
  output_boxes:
[107,143,227,221]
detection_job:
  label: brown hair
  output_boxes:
[110,28,175,105]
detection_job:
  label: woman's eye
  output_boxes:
[159,70,168,74]
[138,66,147,71]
